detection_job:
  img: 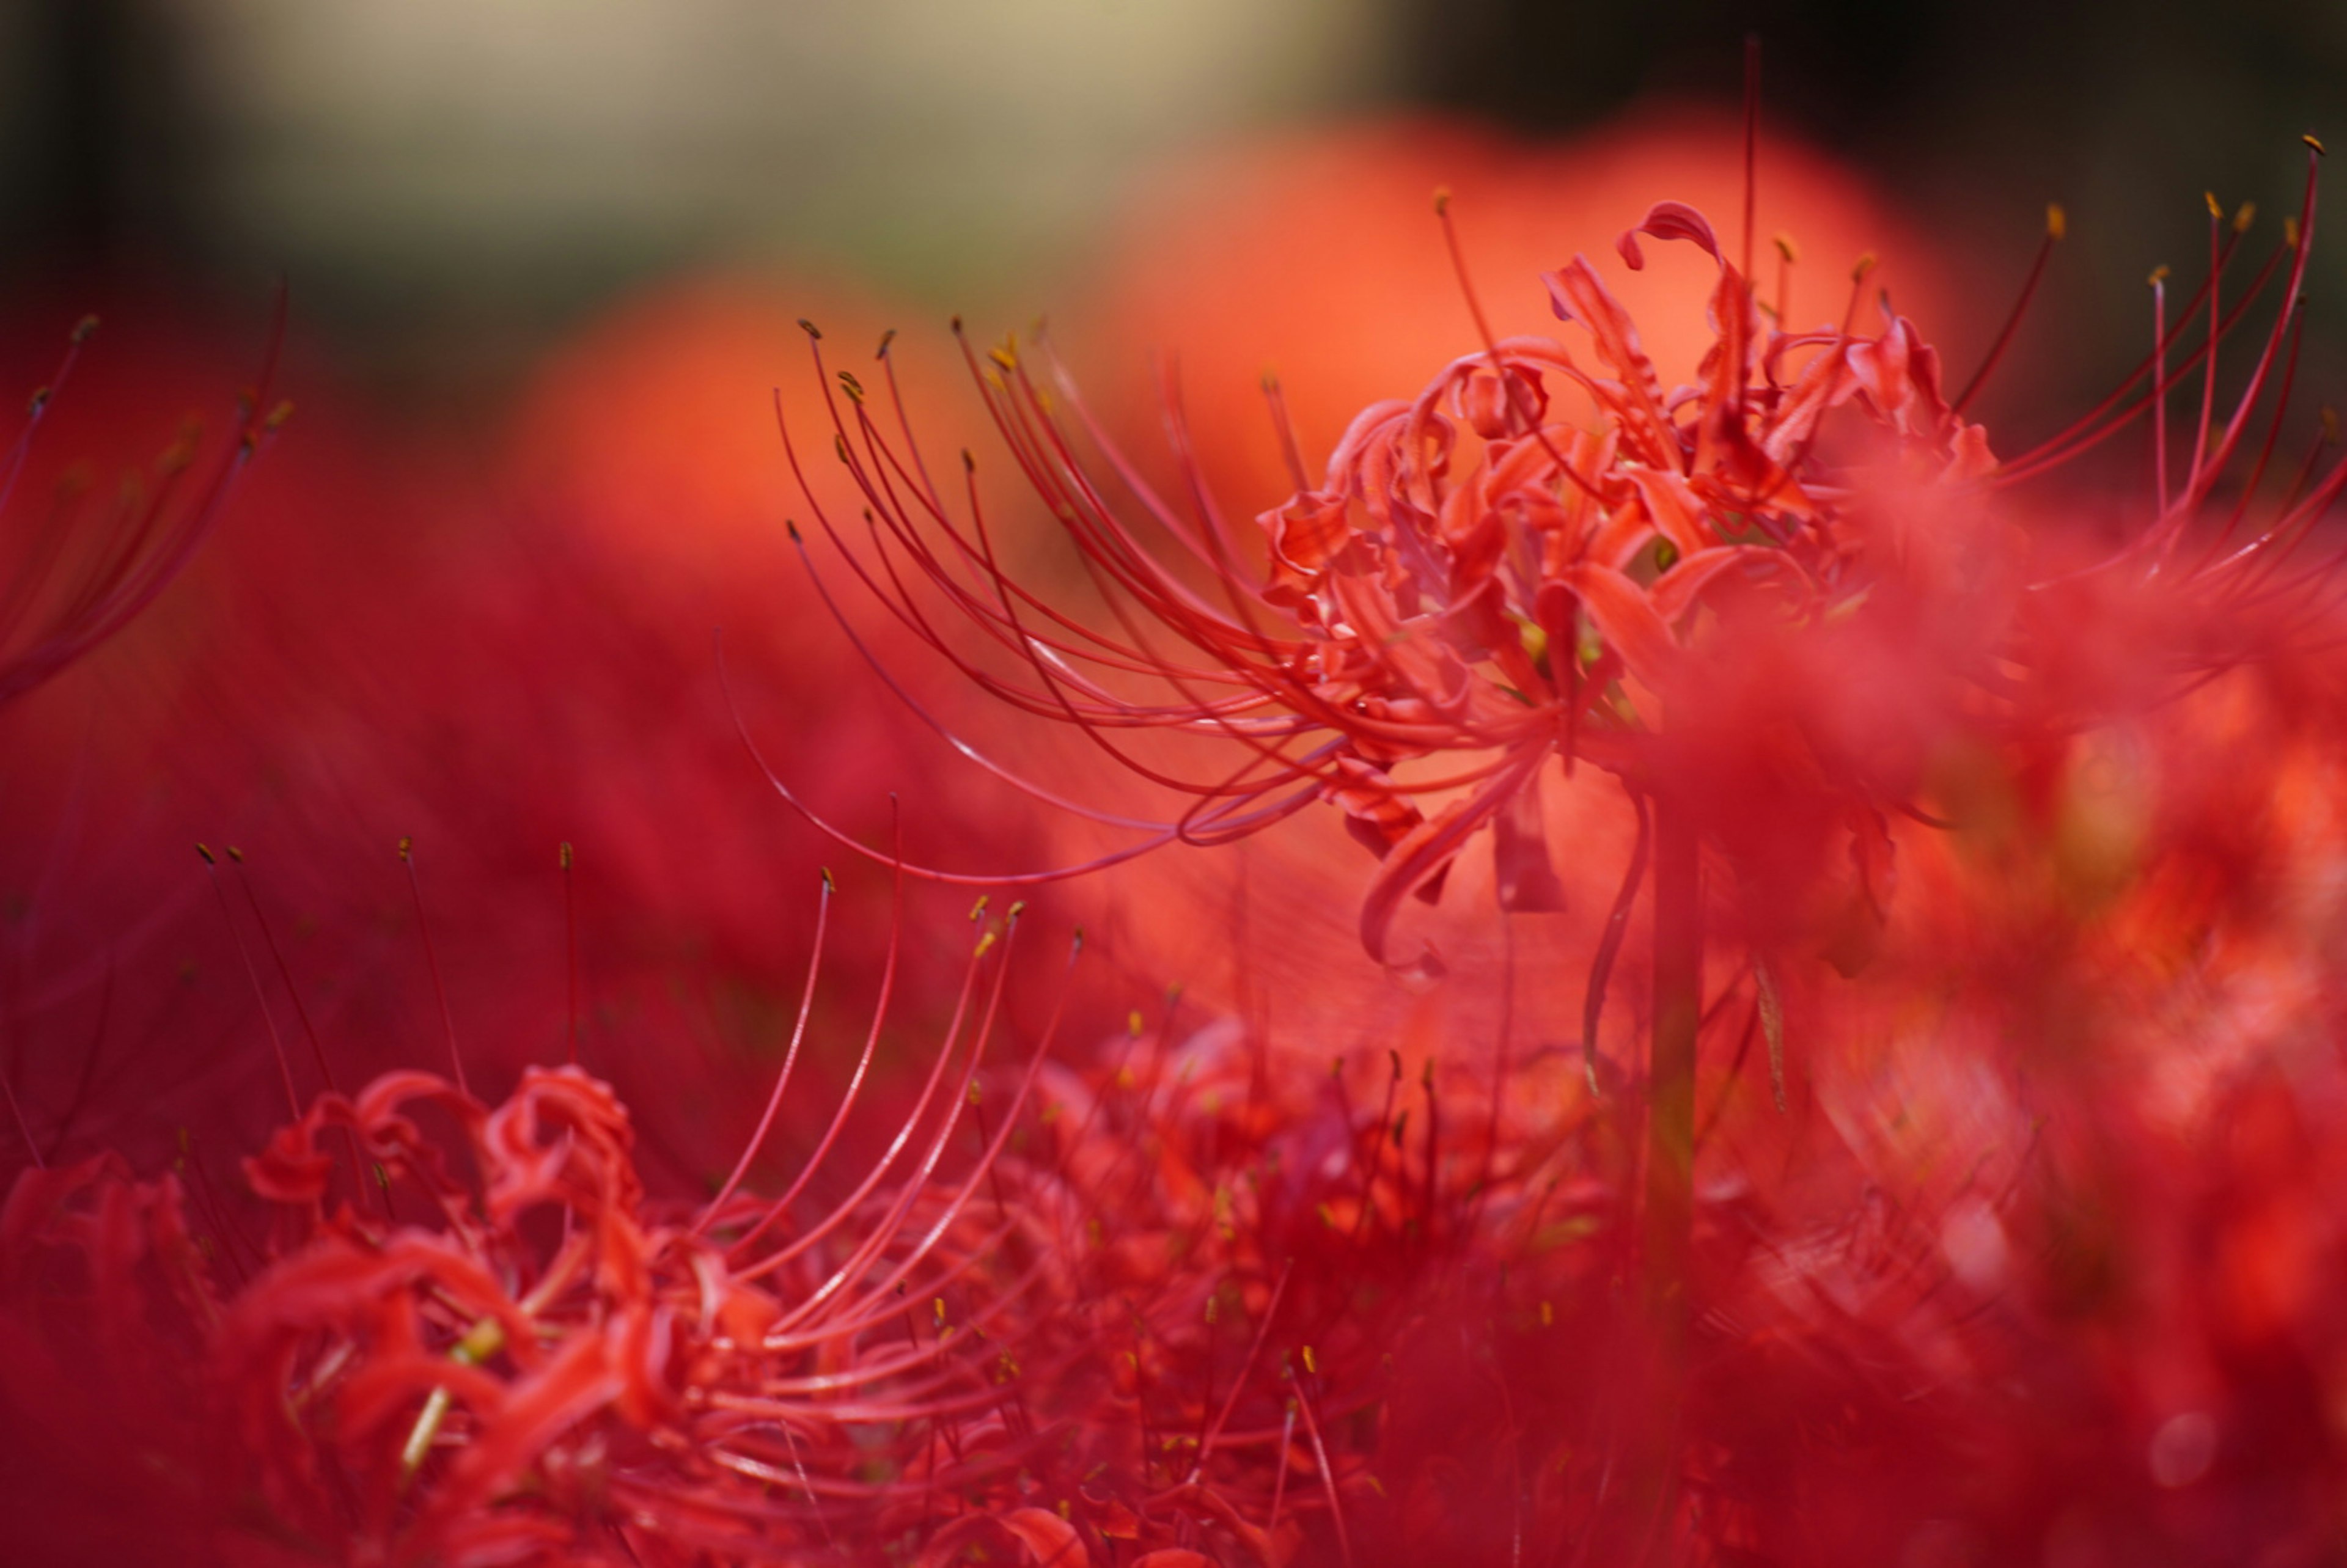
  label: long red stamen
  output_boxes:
[197,843,301,1118]
[560,841,579,1065]
[1434,191,1604,502]
[1192,1258,1292,1481]
[2184,194,2227,502]
[1262,372,1313,493]
[694,868,833,1234]
[226,848,339,1097]
[397,837,465,1094]
[2150,266,2172,514]
[1953,203,2063,414]
[1290,1365,1355,1567]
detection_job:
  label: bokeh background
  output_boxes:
[5,0,2343,416]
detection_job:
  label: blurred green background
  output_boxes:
[2,0,2341,425]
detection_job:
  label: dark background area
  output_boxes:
[3,0,2341,436]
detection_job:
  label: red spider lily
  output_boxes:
[752,101,2346,1561]
[765,132,2329,969]
[0,279,1056,1194]
[0,884,1089,1564]
[0,303,293,1173]
[0,301,289,711]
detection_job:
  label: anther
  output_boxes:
[1431,186,1451,216]
[875,328,897,359]
[71,315,98,343]
[2046,203,2066,241]
[1851,252,1878,282]
[798,318,823,340]
[2305,133,2327,156]
[1772,232,1798,263]
[2148,265,2173,287]
[2234,202,2257,234]
[2206,191,2223,221]
[195,843,216,865]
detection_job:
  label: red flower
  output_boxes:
[1,883,1095,1564]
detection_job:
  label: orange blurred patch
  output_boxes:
[509,273,994,600]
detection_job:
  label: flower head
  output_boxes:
[771,137,2335,1002]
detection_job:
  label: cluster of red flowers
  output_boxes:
[7,106,2347,1568]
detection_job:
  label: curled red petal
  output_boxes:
[1616,199,1724,271]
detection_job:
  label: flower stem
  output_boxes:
[1644,789,1700,1338]
[1626,785,1702,1550]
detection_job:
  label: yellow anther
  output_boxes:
[2046,203,2066,241]
[1772,231,1799,263]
